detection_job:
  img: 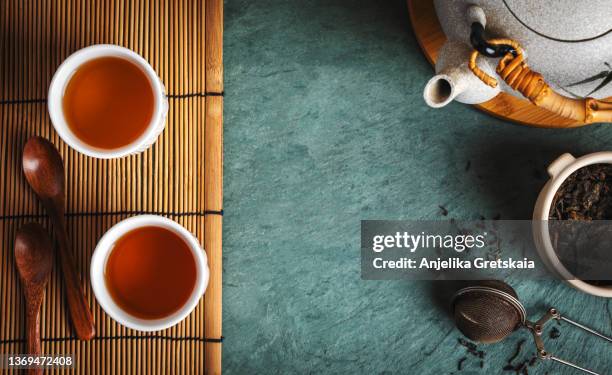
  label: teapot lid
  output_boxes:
[504,0,611,42]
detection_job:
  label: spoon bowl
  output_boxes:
[23,136,65,203]
[14,223,53,297]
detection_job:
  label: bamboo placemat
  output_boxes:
[0,0,223,373]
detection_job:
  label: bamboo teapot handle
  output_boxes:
[468,24,612,125]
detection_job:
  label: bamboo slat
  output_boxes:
[0,1,223,374]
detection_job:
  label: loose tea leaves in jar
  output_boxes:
[549,163,612,220]
[549,163,612,285]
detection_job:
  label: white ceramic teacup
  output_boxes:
[533,152,612,298]
[91,215,209,331]
[48,44,168,159]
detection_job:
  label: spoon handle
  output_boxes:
[25,304,42,375]
[53,217,96,340]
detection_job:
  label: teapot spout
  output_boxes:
[423,41,500,108]
[424,72,463,108]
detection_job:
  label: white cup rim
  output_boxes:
[90,215,209,331]
[48,44,168,159]
[533,152,612,298]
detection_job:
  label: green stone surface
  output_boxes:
[223,1,612,373]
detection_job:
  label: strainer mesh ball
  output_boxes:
[452,280,526,344]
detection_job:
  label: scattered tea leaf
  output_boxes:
[506,339,525,364]
[457,357,466,371]
[549,327,561,339]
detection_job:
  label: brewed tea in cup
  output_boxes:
[91,216,208,331]
[48,45,168,159]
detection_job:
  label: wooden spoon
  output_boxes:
[14,223,53,375]
[22,136,95,340]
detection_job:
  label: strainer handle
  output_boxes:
[525,308,612,375]
[552,310,612,344]
[548,356,600,375]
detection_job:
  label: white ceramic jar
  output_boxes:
[533,152,612,298]
[48,45,168,159]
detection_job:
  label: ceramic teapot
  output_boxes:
[423,0,612,124]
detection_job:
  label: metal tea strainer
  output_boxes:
[451,280,612,375]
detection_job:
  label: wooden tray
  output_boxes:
[0,0,223,373]
[408,0,601,128]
